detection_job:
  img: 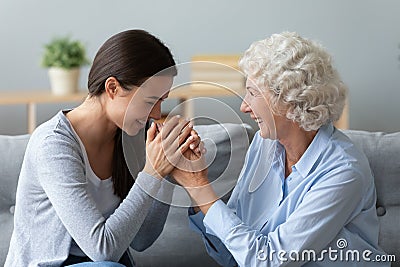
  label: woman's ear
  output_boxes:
[104,77,120,99]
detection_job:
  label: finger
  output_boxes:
[146,122,157,143]
[178,134,197,155]
[155,122,163,135]
[189,134,200,151]
[165,117,190,145]
[178,122,193,145]
[161,115,182,139]
[196,141,206,156]
[201,141,207,154]
[193,146,202,157]
[190,129,199,138]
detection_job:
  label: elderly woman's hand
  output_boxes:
[168,136,221,213]
[171,147,218,213]
[171,143,209,188]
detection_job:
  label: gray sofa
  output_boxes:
[1,124,399,266]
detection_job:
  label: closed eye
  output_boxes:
[146,98,165,106]
[246,86,257,96]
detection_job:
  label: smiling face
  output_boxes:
[105,75,173,136]
[240,77,277,139]
[124,75,173,136]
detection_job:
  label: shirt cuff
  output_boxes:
[203,199,242,242]
[188,208,206,235]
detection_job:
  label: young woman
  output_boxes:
[5,29,200,267]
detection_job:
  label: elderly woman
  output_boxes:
[171,32,388,266]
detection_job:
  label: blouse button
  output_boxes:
[376,206,386,216]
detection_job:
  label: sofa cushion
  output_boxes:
[0,134,30,265]
[344,130,400,265]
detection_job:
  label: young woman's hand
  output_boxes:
[156,120,202,156]
[143,116,197,179]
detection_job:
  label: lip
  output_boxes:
[251,116,262,123]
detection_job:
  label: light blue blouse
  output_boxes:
[189,124,389,266]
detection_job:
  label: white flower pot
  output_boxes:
[48,67,80,95]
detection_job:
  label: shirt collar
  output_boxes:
[293,123,334,178]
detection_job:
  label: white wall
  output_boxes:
[0,0,399,134]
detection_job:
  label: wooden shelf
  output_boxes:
[0,90,88,105]
[0,90,88,133]
[0,87,244,133]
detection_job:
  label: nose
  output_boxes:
[240,98,252,114]
[148,101,162,120]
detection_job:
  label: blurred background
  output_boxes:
[0,0,399,134]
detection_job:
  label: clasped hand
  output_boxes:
[143,115,208,187]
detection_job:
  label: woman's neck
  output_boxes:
[278,123,317,177]
[66,96,117,149]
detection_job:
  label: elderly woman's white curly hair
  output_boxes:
[239,32,347,131]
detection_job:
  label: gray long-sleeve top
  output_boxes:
[5,110,170,267]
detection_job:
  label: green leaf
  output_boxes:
[41,36,90,69]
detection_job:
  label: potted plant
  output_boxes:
[41,36,89,95]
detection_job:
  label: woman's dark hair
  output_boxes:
[88,29,177,200]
